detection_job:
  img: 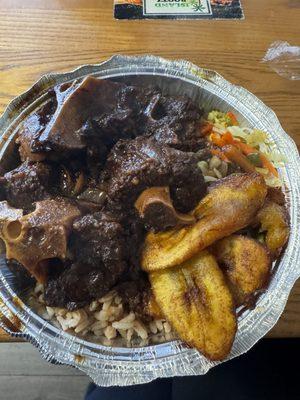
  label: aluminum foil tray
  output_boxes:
[0,55,299,386]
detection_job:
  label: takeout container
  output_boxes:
[0,55,299,386]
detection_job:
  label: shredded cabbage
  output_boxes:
[209,110,285,187]
[227,126,249,140]
[227,126,286,168]
[263,151,287,167]
[207,111,232,129]
[247,129,269,146]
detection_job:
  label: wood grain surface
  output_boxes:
[0,0,299,341]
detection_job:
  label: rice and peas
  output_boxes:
[28,283,175,346]
[28,110,284,346]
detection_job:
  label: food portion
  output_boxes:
[0,199,80,283]
[44,211,128,310]
[1,162,55,210]
[254,200,289,257]
[0,77,290,360]
[99,136,207,213]
[212,235,271,305]
[150,251,237,361]
[142,173,267,272]
[134,187,195,232]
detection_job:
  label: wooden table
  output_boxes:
[0,0,299,341]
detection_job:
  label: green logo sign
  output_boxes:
[143,0,212,15]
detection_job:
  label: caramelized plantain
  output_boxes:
[213,235,271,305]
[142,173,267,272]
[255,201,289,257]
[149,250,237,361]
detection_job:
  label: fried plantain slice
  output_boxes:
[213,235,272,305]
[255,201,289,257]
[149,250,237,361]
[142,173,267,272]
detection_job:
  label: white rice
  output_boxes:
[28,283,176,346]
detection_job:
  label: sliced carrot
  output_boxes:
[259,154,279,177]
[210,131,236,147]
[209,125,278,177]
[210,133,225,147]
[210,148,229,162]
[200,122,213,136]
[222,131,236,145]
[234,141,257,156]
[222,145,256,173]
[226,112,239,126]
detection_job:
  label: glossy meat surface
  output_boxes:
[71,212,127,273]
[2,161,54,210]
[17,78,204,166]
[17,98,56,162]
[143,92,205,151]
[45,262,119,310]
[44,211,128,308]
[100,137,207,213]
[0,198,81,283]
[37,77,122,155]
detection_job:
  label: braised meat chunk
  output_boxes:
[81,83,205,152]
[44,212,128,309]
[70,212,127,274]
[100,137,207,213]
[36,77,123,156]
[45,262,119,310]
[17,98,56,162]
[143,93,205,151]
[44,211,128,309]
[80,84,205,176]
[16,77,205,171]
[115,279,151,321]
[81,84,147,147]
[1,161,55,210]
[16,77,124,161]
[0,198,81,283]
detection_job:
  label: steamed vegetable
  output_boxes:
[207,111,282,183]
